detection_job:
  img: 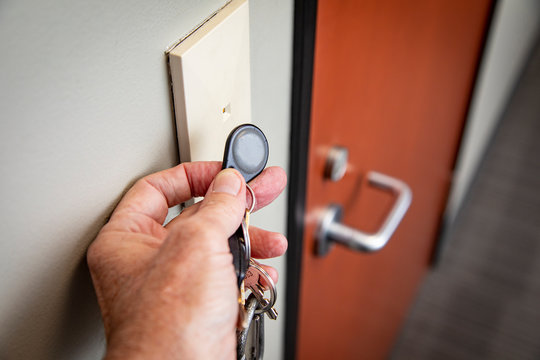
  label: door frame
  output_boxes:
[285,0,317,359]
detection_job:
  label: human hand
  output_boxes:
[87,161,287,359]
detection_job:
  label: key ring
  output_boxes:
[241,184,256,268]
[246,184,256,213]
[240,217,251,264]
[246,258,277,314]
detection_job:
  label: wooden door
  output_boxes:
[287,0,493,359]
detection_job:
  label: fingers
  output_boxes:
[111,162,221,225]
[246,263,279,288]
[195,169,247,237]
[110,163,286,228]
[164,169,247,254]
[259,264,279,286]
[248,226,287,259]
[165,213,287,258]
[260,263,279,284]
[164,166,287,229]
[248,167,287,211]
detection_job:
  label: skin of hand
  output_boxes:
[87,161,287,359]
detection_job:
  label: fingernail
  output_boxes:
[213,169,242,195]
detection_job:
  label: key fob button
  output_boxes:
[232,129,266,173]
[223,124,269,183]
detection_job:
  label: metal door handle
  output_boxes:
[317,171,412,256]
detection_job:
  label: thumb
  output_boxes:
[195,168,246,239]
[156,169,246,274]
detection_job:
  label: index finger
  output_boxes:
[112,161,222,224]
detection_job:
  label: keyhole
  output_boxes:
[222,103,231,122]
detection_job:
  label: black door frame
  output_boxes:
[285,0,317,359]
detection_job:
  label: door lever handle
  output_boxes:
[317,171,412,256]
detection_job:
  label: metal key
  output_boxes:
[237,295,259,359]
[247,313,265,359]
[250,284,278,320]
[238,294,266,360]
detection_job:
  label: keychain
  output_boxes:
[220,124,277,359]
[221,124,268,290]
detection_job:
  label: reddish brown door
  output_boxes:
[294,0,492,358]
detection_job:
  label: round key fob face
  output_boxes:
[222,124,269,183]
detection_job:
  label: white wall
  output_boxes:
[446,0,540,223]
[249,1,293,359]
[0,0,292,358]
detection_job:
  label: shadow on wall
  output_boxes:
[0,225,106,359]
[52,260,105,359]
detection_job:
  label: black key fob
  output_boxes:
[222,124,269,182]
[229,220,250,288]
[222,124,269,287]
